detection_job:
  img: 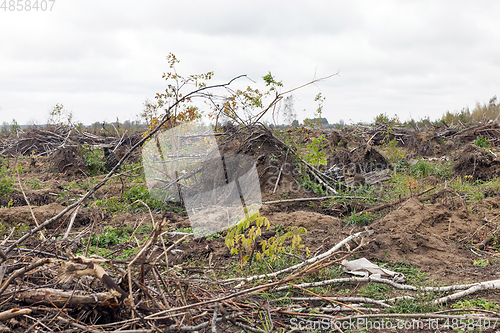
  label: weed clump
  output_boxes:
[0,160,14,197]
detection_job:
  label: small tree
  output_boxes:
[48,104,74,127]
[225,209,307,268]
[9,119,21,133]
[1,121,9,134]
[314,93,325,128]
[140,99,160,125]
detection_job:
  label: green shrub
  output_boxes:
[299,175,329,195]
[225,208,308,267]
[124,184,164,210]
[408,160,452,179]
[85,226,131,247]
[472,135,491,148]
[344,211,378,226]
[0,161,14,197]
[305,137,327,167]
[81,144,106,175]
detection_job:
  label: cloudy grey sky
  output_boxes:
[1,0,499,126]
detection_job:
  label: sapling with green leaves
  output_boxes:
[225,208,308,268]
[305,137,328,167]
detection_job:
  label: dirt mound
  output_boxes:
[453,145,500,181]
[267,210,342,230]
[50,146,88,177]
[365,197,500,279]
[325,201,366,218]
[0,192,55,208]
[327,145,389,175]
[0,203,108,228]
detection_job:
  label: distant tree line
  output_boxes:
[441,95,499,125]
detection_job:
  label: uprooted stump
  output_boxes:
[328,144,389,175]
[50,146,88,177]
[453,144,500,181]
[407,131,454,157]
[213,126,304,197]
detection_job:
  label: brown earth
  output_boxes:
[365,196,500,284]
[407,131,455,157]
[454,144,500,181]
[0,202,109,229]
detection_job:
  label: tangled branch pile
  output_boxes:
[0,126,142,157]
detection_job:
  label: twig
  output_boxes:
[62,206,80,239]
[272,147,289,194]
[262,195,384,205]
[289,283,364,314]
[211,304,218,333]
[434,279,500,304]
[0,258,52,294]
[16,167,46,241]
[144,275,301,320]
[0,308,31,321]
[275,276,488,293]
[356,185,436,215]
[288,296,391,308]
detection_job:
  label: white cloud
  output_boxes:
[0,0,499,125]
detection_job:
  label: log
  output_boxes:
[16,288,117,308]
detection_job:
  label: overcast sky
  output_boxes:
[1,0,500,126]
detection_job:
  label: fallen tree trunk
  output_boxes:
[16,288,117,308]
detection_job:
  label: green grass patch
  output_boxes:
[472,136,491,149]
[450,177,500,202]
[83,224,153,248]
[343,211,379,226]
[300,174,329,195]
[90,184,164,213]
[452,298,500,312]
[407,159,453,180]
[0,160,15,197]
[82,144,107,176]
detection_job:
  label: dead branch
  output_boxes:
[0,308,31,321]
[356,185,436,215]
[15,288,116,307]
[434,279,500,304]
[288,296,391,308]
[16,168,46,241]
[57,255,129,303]
[262,195,385,205]
[0,258,52,294]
